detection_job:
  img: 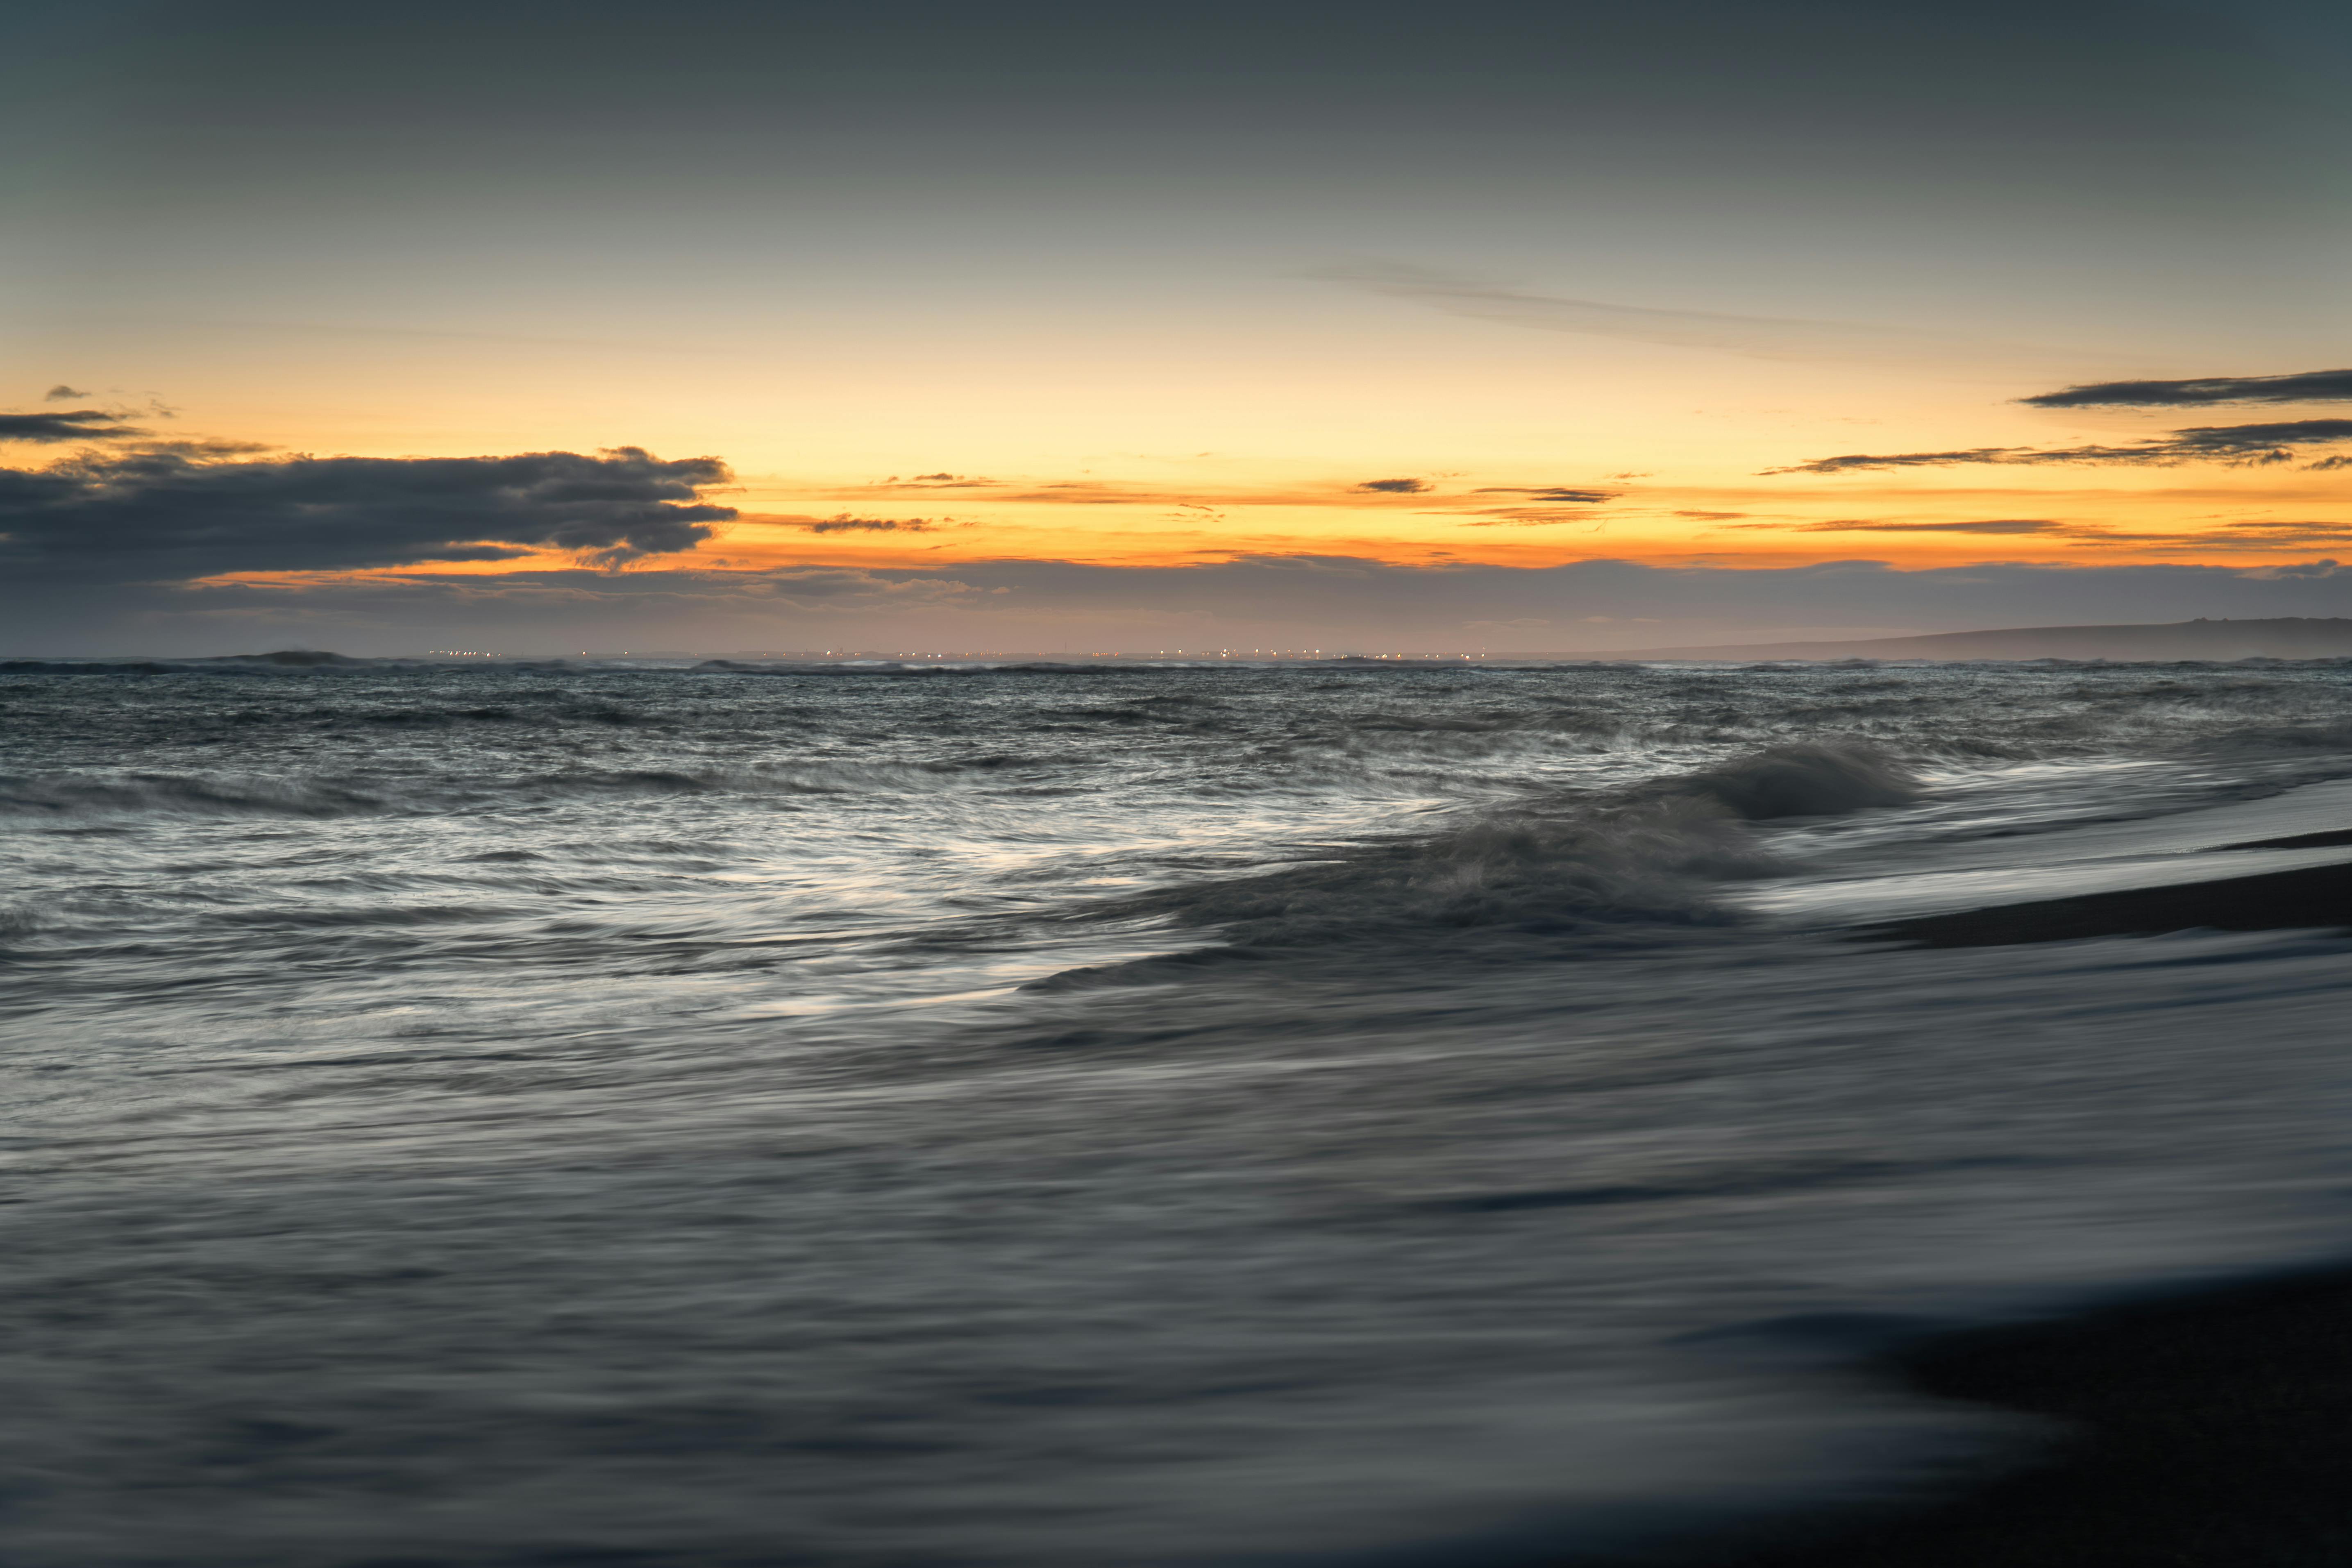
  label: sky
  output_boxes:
[6,0,2352,655]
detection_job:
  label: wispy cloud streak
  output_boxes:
[1312,263,1978,364]
[0,409,150,444]
[2023,370,2352,408]
[1770,419,2352,474]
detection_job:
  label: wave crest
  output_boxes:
[1668,741,1922,820]
[1036,742,1921,985]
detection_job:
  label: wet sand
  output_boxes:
[1620,1267,2352,1567]
[1858,858,2352,948]
[1651,854,2352,1564]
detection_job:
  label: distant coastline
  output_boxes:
[1569,617,2352,663]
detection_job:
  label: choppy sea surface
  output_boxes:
[8,656,2352,1567]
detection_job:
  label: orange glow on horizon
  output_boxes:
[191,478,2352,595]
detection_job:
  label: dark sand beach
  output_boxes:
[1633,1266,2352,1567]
[1861,857,2352,949]
[1655,867,2352,1565]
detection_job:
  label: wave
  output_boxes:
[692,659,1122,677]
[1035,743,1922,986]
[0,756,1048,819]
[343,699,657,728]
[0,774,392,818]
[0,660,189,676]
[1665,740,1923,820]
[177,696,668,732]
[0,653,375,675]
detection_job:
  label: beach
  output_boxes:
[1626,1266,2352,1567]
[1866,858,2352,949]
[11,657,2352,1567]
[1659,855,2352,1567]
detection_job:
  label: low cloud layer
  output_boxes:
[2023,370,2352,408]
[1792,518,2064,533]
[0,446,735,581]
[1455,510,1611,528]
[868,473,996,491]
[17,553,2352,659]
[1772,419,2352,474]
[795,516,938,535]
[1474,487,1620,504]
[0,409,151,444]
[1740,517,2352,551]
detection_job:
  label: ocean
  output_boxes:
[7,656,2352,1566]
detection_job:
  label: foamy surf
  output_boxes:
[8,658,2352,1566]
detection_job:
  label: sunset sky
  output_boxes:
[7,0,2352,654]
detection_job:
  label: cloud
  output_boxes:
[1791,518,2068,534]
[795,516,938,534]
[872,472,997,490]
[1473,487,1620,504]
[1769,419,2352,474]
[2022,370,2352,408]
[31,553,2352,660]
[2241,560,2349,580]
[810,475,1635,513]
[1725,516,2352,552]
[1456,510,1609,528]
[127,438,281,459]
[1768,446,2024,474]
[1313,262,1974,364]
[993,482,1175,504]
[0,445,735,582]
[747,567,979,609]
[43,385,92,402]
[1675,510,1748,521]
[0,409,150,444]
[2195,521,2352,547]
[1440,486,1623,526]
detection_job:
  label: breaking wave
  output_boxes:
[1036,742,1923,984]
[1664,740,1923,820]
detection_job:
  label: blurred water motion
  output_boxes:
[8,658,2352,1566]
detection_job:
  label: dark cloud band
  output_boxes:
[1794,519,2066,533]
[1472,487,1620,504]
[2023,370,2352,408]
[0,446,734,581]
[797,517,936,534]
[0,409,150,444]
[1769,419,2352,474]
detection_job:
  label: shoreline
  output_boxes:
[1858,857,2352,948]
[1556,1264,2352,1566]
[1667,857,2352,1560]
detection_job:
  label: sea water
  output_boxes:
[7,657,2352,1566]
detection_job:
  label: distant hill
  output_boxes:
[1577,617,2352,663]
